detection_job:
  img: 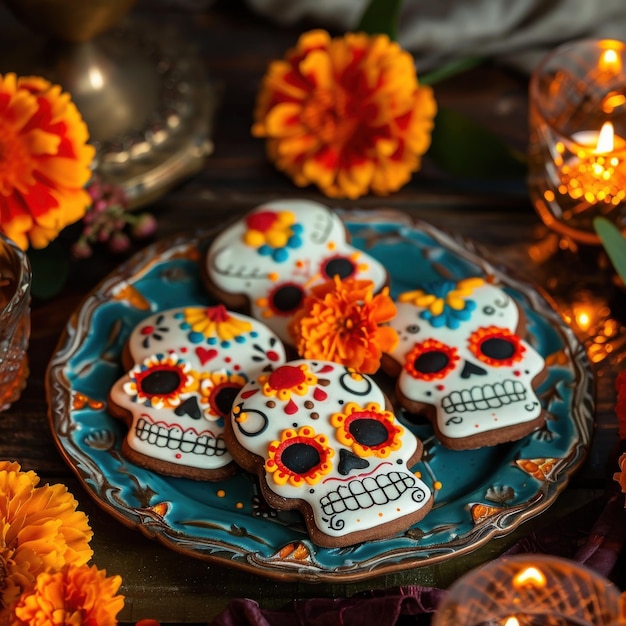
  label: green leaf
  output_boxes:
[593,217,626,284]
[428,105,527,179]
[355,0,403,40]
[27,240,71,300]
[421,57,486,86]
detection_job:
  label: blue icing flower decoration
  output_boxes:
[257,222,304,262]
[420,299,476,329]
[401,278,483,330]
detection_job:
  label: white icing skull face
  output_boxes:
[205,199,388,343]
[109,305,286,475]
[230,359,432,545]
[389,278,545,448]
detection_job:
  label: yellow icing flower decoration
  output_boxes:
[0,461,93,612]
[123,353,198,410]
[199,370,247,420]
[265,426,334,487]
[0,73,95,250]
[331,401,403,458]
[10,564,124,626]
[181,305,252,342]
[399,277,484,315]
[252,30,436,199]
[259,363,317,402]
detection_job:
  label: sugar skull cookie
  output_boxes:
[385,277,547,450]
[108,305,287,480]
[223,358,433,547]
[202,199,388,344]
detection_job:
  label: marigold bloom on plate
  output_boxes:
[289,276,398,374]
[10,564,124,626]
[252,30,436,199]
[0,461,93,612]
[0,73,95,250]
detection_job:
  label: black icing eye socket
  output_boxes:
[404,339,458,381]
[129,355,196,409]
[468,326,525,367]
[406,324,420,334]
[320,255,357,280]
[279,442,321,474]
[140,369,182,395]
[266,428,333,486]
[211,382,244,418]
[268,282,305,315]
[332,406,404,458]
[348,418,390,447]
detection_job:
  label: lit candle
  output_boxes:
[556,120,626,205]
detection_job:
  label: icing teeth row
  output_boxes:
[320,472,416,515]
[135,418,228,456]
[441,379,527,414]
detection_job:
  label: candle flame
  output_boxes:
[512,566,547,588]
[596,121,615,153]
[599,48,622,73]
[502,618,520,626]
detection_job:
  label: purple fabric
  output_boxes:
[209,586,446,626]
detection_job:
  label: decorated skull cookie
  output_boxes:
[203,199,388,343]
[108,305,286,480]
[387,277,547,450]
[224,359,433,547]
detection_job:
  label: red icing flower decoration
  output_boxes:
[468,326,525,367]
[404,339,458,381]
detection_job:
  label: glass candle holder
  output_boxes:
[528,39,626,245]
[0,234,32,411]
[432,554,623,626]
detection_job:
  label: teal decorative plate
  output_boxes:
[46,209,594,582]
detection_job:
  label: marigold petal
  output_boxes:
[23,128,61,156]
[295,29,331,56]
[4,90,38,133]
[275,133,319,157]
[336,158,374,199]
[299,49,332,90]
[263,102,306,137]
[303,148,337,188]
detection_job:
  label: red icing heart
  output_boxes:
[196,347,218,365]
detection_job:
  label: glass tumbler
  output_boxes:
[432,554,623,626]
[528,39,626,245]
[0,233,32,411]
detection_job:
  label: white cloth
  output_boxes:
[243,0,626,73]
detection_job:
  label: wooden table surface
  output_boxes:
[1,1,625,623]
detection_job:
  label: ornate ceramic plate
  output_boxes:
[47,210,594,582]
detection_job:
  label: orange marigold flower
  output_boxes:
[0,461,93,612]
[10,564,124,626]
[289,276,398,374]
[0,73,95,250]
[252,30,436,199]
